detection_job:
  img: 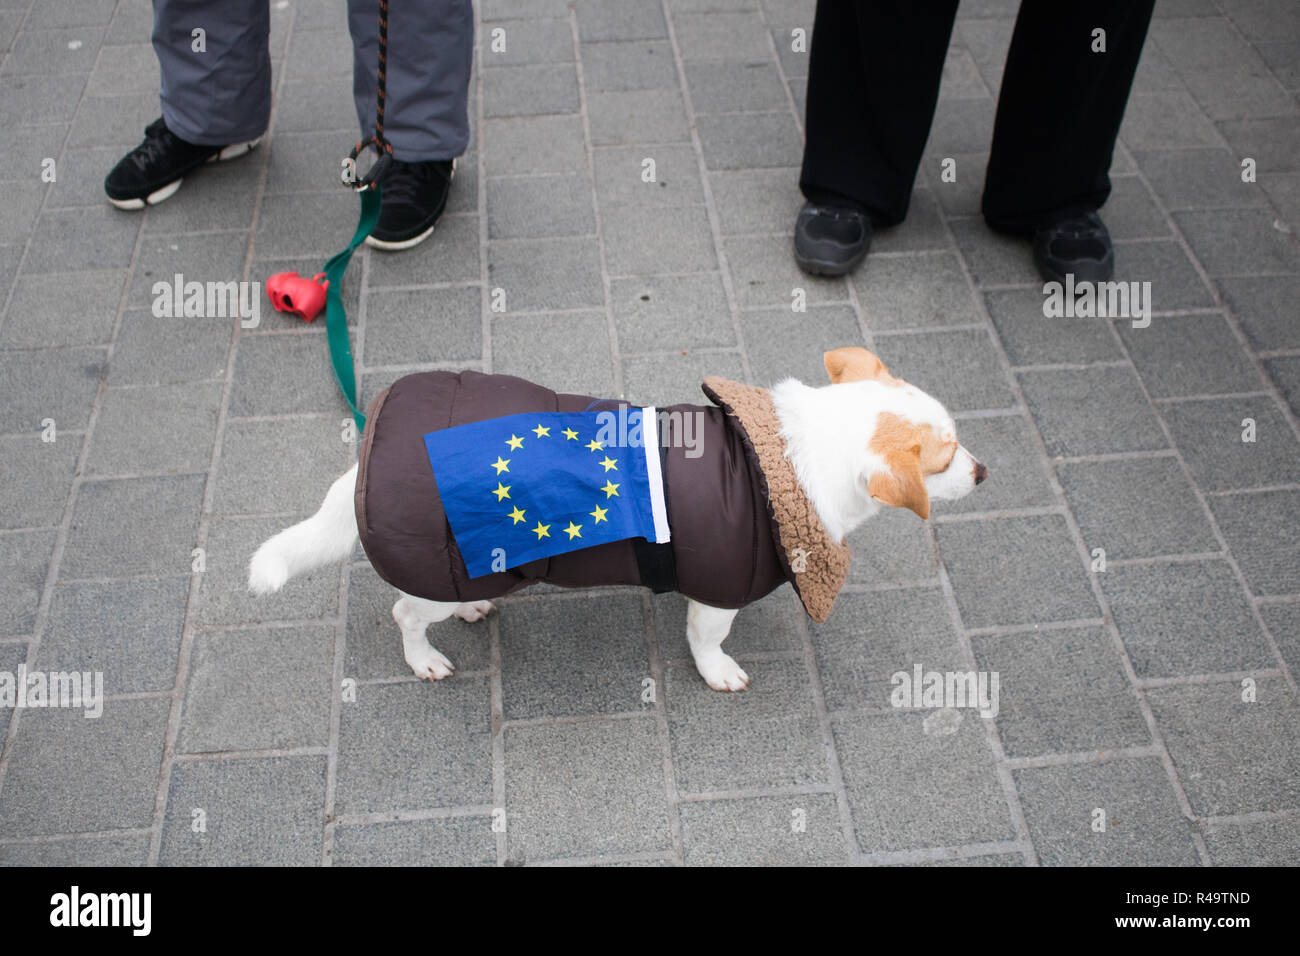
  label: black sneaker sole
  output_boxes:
[106,137,262,210]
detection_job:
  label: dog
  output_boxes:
[248,347,986,691]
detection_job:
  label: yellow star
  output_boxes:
[505,434,524,450]
[589,504,608,524]
[562,427,579,441]
[599,456,618,472]
[492,456,510,474]
[533,424,551,438]
[601,480,620,498]
[532,521,551,540]
[586,439,604,452]
[492,482,511,501]
[564,522,582,540]
[507,506,526,524]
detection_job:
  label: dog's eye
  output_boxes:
[941,442,957,469]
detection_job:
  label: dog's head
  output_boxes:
[824,346,986,520]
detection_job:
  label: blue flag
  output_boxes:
[424,407,671,578]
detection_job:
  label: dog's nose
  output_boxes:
[973,461,988,485]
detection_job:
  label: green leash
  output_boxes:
[323,185,381,433]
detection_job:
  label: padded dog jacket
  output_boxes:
[355,370,850,621]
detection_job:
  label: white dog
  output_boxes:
[249,347,985,691]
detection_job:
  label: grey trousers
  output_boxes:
[153,0,472,161]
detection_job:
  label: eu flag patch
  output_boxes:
[424,407,671,578]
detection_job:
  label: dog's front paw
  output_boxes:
[454,600,495,622]
[406,646,455,681]
[694,651,750,692]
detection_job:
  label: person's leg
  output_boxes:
[981,0,1156,234]
[800,0,959,226]
[348,0,473,162]
[154,0,271,146]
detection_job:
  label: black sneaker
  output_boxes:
[793,201,872,277]
[365,158,455,251]
[1032,210,1115,284]
[104,117,261,210]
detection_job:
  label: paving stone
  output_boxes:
[1148,679,1300,815]
[1153,17,1297,121]
[872,190,953,254]
[140,161,264,234]
[741,304,864,388]
[935,515,1099,629]
[0,697,169,837]
[37,576,189,695]
[1163,396,1300,491]
[275,75,357,134]
[363,285,483,367]
[263,130,355,195]
[1120,92,1224,151]
[834,709,1012,853]
[923,150,987,217]
[593,144,704,209]
[950,217,1034,287]
[575,0,667,42]
[482,114,586,176]
[487,172,594,239]
[1102,560,1273,678]
[0,531,55,637]
[724,234,847,309]
[1217,274,1300,351]
[0,641,26,740]
[1059,457,1219,560]
[25,206,138,273]
[159,756,327,865]
[855,252,983,330]
[86,382,222,476]
[587,88,691,146]
[333,817,497,866]
[1173,207,1300,276]
[0,73,86,128]
[1,270,124,348]
[217,417,351,517]
[675,11,769,60]
[1,24,105,75]
[1217,116,1300,174]
[840,507,938,589]
[708,166,801,236]
[1018,366,1169,458]
[972,627,1148,757]
[696,112,801,169]
[1260,603,1300,689]
[649,586,804,664]
[611,272,734,353]
[363,214,480,288]
[229,331,351,418]
[605,204,716,275]
[665,658,827,793]
[196,515,340,627]
[85,42,158,98]
[254,189,360,260]
[874,328,1017,412]
[1014,758,1200,865]
[479,17,573,67]
[1100,176,1171,240]
[1208,489,1300,596]
[62,474,204,578]
[685,60,786,113]
[1266,355,1300,419]
[130,231,252,310]
[0,434,78,529]
[483,0,571,20]
[1134,148,1270,211]
[680,794,847,865]
[0,833,149,866]
[492,309,614,396]
[811,587,961,714]
[504,717,670,862]
[179,624,334,753]
[984,288,1123,367]
[579,40,679,92]
[108,308,231,386]
[936,413,1056,514]
[487,236,604,311]
[1203,816,1300,867]
[483,63,579,117]
[1115,238,1217,312]
[622,349,747,407]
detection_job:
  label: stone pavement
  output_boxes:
[0,0,1298,866]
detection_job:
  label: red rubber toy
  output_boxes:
[266,271,329,323]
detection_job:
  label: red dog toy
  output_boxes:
[266,271,329,323]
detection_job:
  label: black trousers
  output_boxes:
[799,0,1156,234]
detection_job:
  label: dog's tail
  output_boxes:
[248,464,359,595]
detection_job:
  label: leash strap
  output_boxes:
[322,185,381,433]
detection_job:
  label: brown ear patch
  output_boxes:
[866,412,954,519]
[824,347,899,386]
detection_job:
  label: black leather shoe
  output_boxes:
[794,201,872,277]
[104,117,261,209]
[366,158,455,251]
[1033,210,1115,284]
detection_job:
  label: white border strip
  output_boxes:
[641,406,671,543]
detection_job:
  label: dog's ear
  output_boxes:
[867,444,930,519]
[824,347,895,385]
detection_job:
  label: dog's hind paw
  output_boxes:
[454,600,496,622]
[247,547,288,595]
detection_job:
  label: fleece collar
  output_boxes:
[701,377,851,623]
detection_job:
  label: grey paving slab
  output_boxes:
[2,25,106,76]
[365,214,480,287]
[107,308,231,386]
[984,288,1123,368]
[874,328,1017,413]
[604,204,716,275]
[842,506,938,588]
[575,0,667,42]
[0,346,106,434]
[650,587,804,663]
[971,627,1149,758]
[810,587,963,714]
[1174,207,1300,276]
[856,251,984,330]
[708,166,801,236]
[1265,354,1300,419]
[622,348,747,407]
[579,39,679,92]
[1,270,124,349]
[1134,148,1271,211]
[679,794,848,866]
[37,576,189,695]
[504,717,671,863]
[1218,274,1300,352]
[1148,680,1300,815]
[229,331,351,418]
[1101,560,1274,678]
[487,236,604,311]
[725,234,847,309]
[696,112,801,169]
[1260,603,1300,689]
[335,678,493,814]
[949,218,1035,287]
[1014,758,1200,866]
[62,474,204,579]
[483,63,579,117]
[1203,816,1300,867]
[587,88,691,146]
[492,308,615,395]
[1217,116,1300,174]
[0,434,79,529]
[363,285,483,367]
[333,817,497,866]
[0,530,56,637]
[741,305,864,388]
[1120,91,1224,151]
[1208,489,1300,596]
[0,833,150,867]
[1018,366,1170,458]
[85,382,223,476]
[479,17,573,67]
[213,418,351,518]
[593,144,705,209]
[0,696,169,837]
[1152,16,1297,121]
[834,710,1013,854]
[159,756,326,865]
[1059,457,1219,561]
[1163,396,1300,491]
[685,60,787,114]
[935,515,1100,629]
[488,172,595,239]
[1114,238,1217,312]
[1119,314,1265,399]
[0,73,86,128]
[610,273,734,352]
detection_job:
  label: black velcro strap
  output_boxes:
[634,440,676,594]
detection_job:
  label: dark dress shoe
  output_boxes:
[1033,210,1115,284]
[794,201,872,277]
